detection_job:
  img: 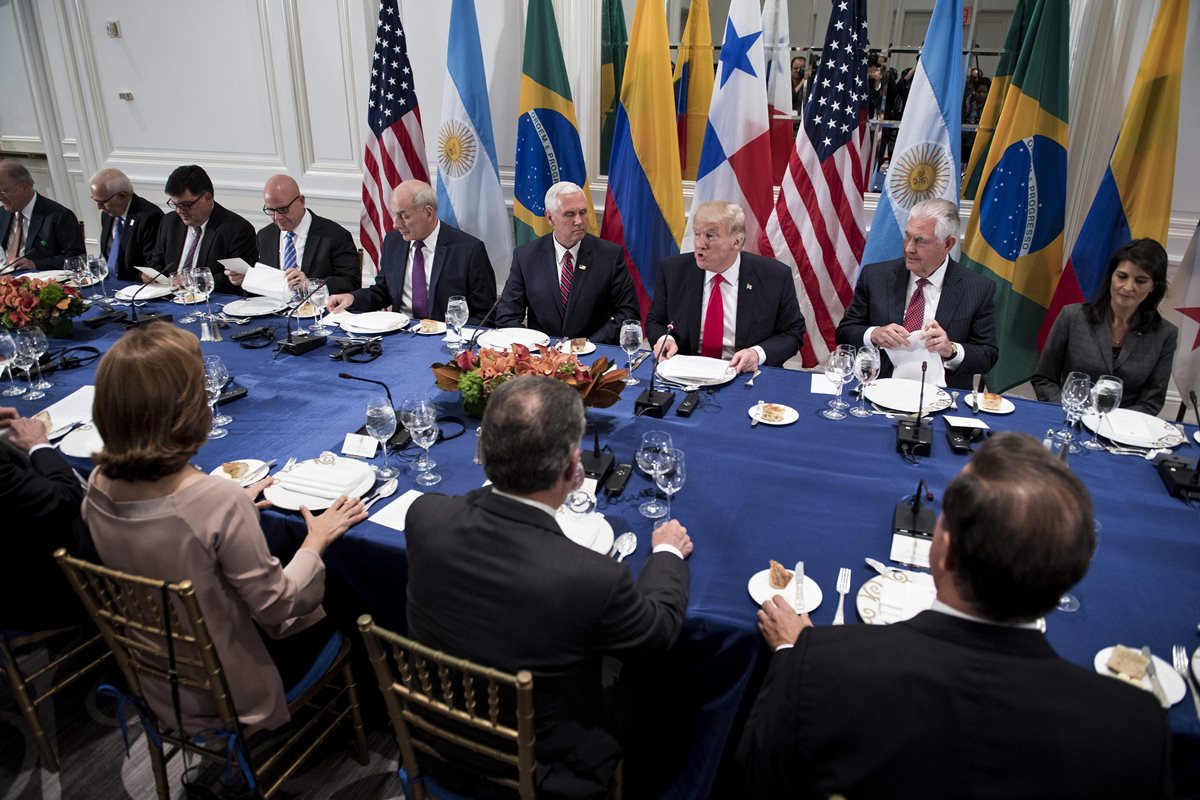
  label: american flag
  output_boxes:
[360,0,429,271]
[759,0,869,367]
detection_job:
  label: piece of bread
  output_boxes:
[419,318,442,333]
[1106,644,1149,681]
[761,403,787,423]
[570,338,588,353]
[297,301,316,316]
[221,461,250,479]
[768,560,793,590]
[980,392,1003,412]
[32,410,52,435]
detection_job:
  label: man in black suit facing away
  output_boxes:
[646,200,805,372]
[405,376,692,798]
[496,181,638,344]
[0,159,85,272]
[326,179,495,323]
[836,197,997,389]
[89,167,163,282]
[224,174,361,295]
[739,432,1172,798]
[146,164,256,295]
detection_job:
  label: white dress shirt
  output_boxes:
[176,218,210,269]
[400,221,440,316]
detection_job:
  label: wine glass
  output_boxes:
[0,331,26,397]
[1084,375,1123,451]
[64,256,87,291]
[635,430,673,518]
[655,448,686,521]
[399,394,436,471]
[21,327,51,391]
[828,344,858,410]
[307,279,333,335]
[191,265,216,324]
[821,352,855,420]
[366,395,399,479]
[203,355,233,427]
[619,319,642,386]
[849,346,881,419]
[445,296,469,354]
[203,361,228,439]
[409,401,441,486]
[86,254,109,301]
[11,335,40,400]
[174,268,201,323]
[1057,372,1092,454]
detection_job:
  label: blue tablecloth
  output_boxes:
[30,288,1200,796]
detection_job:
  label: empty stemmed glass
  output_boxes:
[203,355,233,427]
[828,344,858,410]
[203,359,228,439]
[1083,375,1123,451]
[445,295,469,354]
[849,346,881,418]
[85,254,109,301]
[366,394,399,479]
[64,256,87,290]
[635,430,673,518]
[409,400,441,486]
[619,319,642,386]
[174,269,202,323]
[821,351,855,420]
[307,279,333,335]
[1057,372,1092,454]
[656,448,686,521]
[0,330,26,397]
[18,327,51,391]
[190,266,217,324]
[399,394,437,471]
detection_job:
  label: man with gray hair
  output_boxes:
[405,375,691,797]
[837,198,997,389]
[497,181,638,343]
[89,167,163,282]
[0,159,85,272]
[327,179,495,322]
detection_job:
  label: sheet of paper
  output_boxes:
[242,265,290,302]
[884,331,947,387]
[218,257,253,276]
[943,415,989,429]
[369,489,423,532]
[810,373,839,395]
[341,433,378,459]
[135,266,172,285]
[889,533,932,569]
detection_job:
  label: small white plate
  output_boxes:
[748,403,799,426]
[963,393,1016,414]
[1093,647,1185,706]
[171,294,207,305]
[116,284,172,301]
[555,511,615,555]
[747,569,822,613]
[224,297,288,317]
[209,459,267,488]
[863,378,952,414]
[1081,408,1186,449]
[58,422,104,458]
[339,311,410,335]
[476,327,551,351]
[413,320,448,336]
[263,457,375,511]
[556,339,597,356]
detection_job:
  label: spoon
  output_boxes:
[362,478,398,511]
[949,391,959,411]
[865,557,902,578]
[611,531,637,562]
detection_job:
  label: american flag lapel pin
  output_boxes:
[578,264,588,271]
[745,283,752,291]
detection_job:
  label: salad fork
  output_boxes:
[1173,645,1200,720]
[832,567,851,625]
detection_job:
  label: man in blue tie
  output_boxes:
[89,168,163,283]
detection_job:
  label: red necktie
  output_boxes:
[701,274,725,359]
[903,277,929,332]
[559,251,574,309]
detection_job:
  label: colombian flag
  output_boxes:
[513,0,595,246]
[959,0,1068,391]
[1040,0,1186,344]
[673,0,714,182]
[600,0,685,318]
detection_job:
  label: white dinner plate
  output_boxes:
[263,457,375,511]
[116,284,173,301]
[476,327,551,351]
[556,339,597,356]
[27,270,73,283]
[657,355,737,387]
[747,569,823,613]
[747,403,799,426]
[339,311,410,335]
[555,511,615,555]
[1081,408,1186,449]
[58,422,104,458]
[209,459,267,488]
[1195,431,1200,447]
[855,572,937,625]
[1093,647,1185,706]
[413,320,448,336]
[1193,646,1199,684]
[224,297,288,317]
[963,393,1016,414]
[862,378,952,414]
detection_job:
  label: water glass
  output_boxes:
[445,296,469,353]
[366,394,399,479]
[849,346,881,418]
[409,401,441,486]
[1057,372,1092,454]
[635,430,673,518]
[15,329,47,400]
[174,268,201,323]
[400,394,437,471]
[21,327,52,391]
[86,254,109,301]
[655,448,686,521]
[203,355,233,426]
[619,319,642,386]
[1088,375,1123,448]
[821,352,855,420]
[308,279,333,335]
[191,266,217,323]
[0,331,26,397]
[203,362,228,440]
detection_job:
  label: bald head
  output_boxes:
[89,167,134,217]
[262,174,306,231]
[388,180,439,241]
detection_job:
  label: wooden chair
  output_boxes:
[0,625,110,772]
[55,549,369,799]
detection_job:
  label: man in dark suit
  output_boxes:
[223,174,361,296]
[147,164,256,295]
[646,200,805,372]
[89,167,163,282]
[738,432,1172,798]
[0,159,85,272]
[405,376,692,798]
[496,181,638,343]
[1,407,87,631]
[327,179,495,322]
[837,198,997,389]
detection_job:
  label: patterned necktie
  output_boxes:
[6,213,23,263]
[559,250,574,309]
[284,230,297,271]
[411,240,429,319]
[903,277,930,332]
[180,226,201,272]
[701,274,725,359]
[107,217,123,273]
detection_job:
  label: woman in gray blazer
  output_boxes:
[1033,239,1177,415]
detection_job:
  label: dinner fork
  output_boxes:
[1173,645,1200,720]
[745,370,761,388]
[832,567,851,625]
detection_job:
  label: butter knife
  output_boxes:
[971,373,982,415]
[751,400,764,427]
[48,420,88,441]
[241,459,277,485]
[1143,646,1170,708]
[792,560,806,614]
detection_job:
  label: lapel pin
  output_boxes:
[578,264,588,271]
[745,283,753,291]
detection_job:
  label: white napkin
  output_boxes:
[242,264,291,302]
[343,312,404,332]
[274,462,364,500]
[1107,411,1162,442]
[369,489,424,532]
[885,331,948,387]
[658,355,731,383]
[877,571,936,623]
[116,284,172,300]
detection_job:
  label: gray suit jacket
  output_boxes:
[1032,303,1178,415]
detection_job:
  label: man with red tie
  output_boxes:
[646,201,805,373]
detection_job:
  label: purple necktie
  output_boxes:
[411,240,429,319]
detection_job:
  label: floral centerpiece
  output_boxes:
[0,275,87,337]
[432,344,628,416]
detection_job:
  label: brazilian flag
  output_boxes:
[959,0,1067,390]
[600,0,628,175]
[513,0,595,245]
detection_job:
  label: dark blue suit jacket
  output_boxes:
[256,211,362,295]
[351,224,495,323]
[100,193,163,282]
[0,194,85,270]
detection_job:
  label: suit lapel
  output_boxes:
[0,210,12,250]
[26,197,49,253]
[299,227,317,275]
[1092,308,1115,372]
[563,236,592,329]
[734,258,755,349]
[544,236,566,329]
[386,236,411,310]
[100,214,114,256]
[934,262,962,328]
[890,263,909,325]
[429,234,448,302]
[683,262,705,354]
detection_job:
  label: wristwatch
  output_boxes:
[947,342,960,360]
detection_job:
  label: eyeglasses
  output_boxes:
[92,192,117,207]
[263,195,302,217]
[167,192,210,211]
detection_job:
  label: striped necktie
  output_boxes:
[284,231,297,271]
[903,277,930,332]
[559,250,574,309]
[180,226,201,272]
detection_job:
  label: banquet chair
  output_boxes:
[55,549,369,799]
[0,624,110,772]
[358,614,624,800]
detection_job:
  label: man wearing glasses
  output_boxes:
[148,164,256,295]
[0,159,85,273]
[225,174,360,295]
[90,167,163,282]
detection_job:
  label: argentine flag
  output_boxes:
[436,0,513,284]
[860,0,963,267]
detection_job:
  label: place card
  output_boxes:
[889,533,932,569]
[943,415,989,429]
[341,433,377,459]
[369,489,423,532]
[810,373,838,395]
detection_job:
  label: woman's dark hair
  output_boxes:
[1082,238,1168,334]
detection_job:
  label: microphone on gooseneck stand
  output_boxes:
[579,425,615,484]
[276,281,328,356]
[120,267,175,328]
[1190,390,1200,427]
[895,361,933,457]
[893,477,936,538]
[464,297,503,352]
[634,323,676,417]
[339,372,410,448]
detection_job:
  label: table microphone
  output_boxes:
[462,297,503,353]
[1190,390,1199,427]
[895,361,933,456]
[579,426,615,484]
[277,282,327,356]
[634,323,676,417]
[339,372,410,447]
[122,267,175,328]
[893,478,936,537]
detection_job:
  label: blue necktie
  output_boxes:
[107,217,123,273]
[284,231,297,271]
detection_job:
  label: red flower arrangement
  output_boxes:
[0,276,87,336]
